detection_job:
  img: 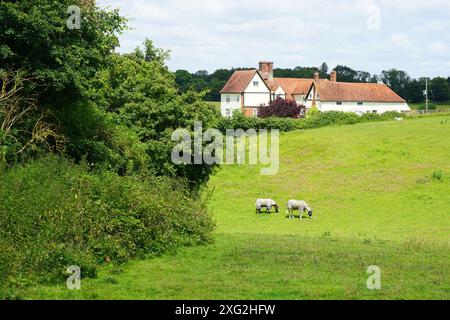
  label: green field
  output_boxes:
[20,116,450,300]
[206,101,221,112]
[409,102,450,111]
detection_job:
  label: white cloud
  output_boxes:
[97,0,450,78]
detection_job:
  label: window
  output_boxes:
[336,102,343,105]
[309,93,312,99]
[253,81,259,86]
[372,110,378,114]
[357,102,363,105]
[226,96,230,103]
[225,109,231,117]
[317,94,320,99]
[236,96,240,102]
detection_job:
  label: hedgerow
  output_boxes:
[219,110,406,132]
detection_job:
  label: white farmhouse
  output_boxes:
[220,61,410,117]
[305,76,411,114]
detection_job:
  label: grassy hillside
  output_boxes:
[19,116,450,300]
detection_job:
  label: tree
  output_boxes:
[334,65,359,83]
[91,41,222,185]
[175,70,194,92]
[380,69,411,99]
[0,0,127,166]
[258,98,304,118]
[405,78,426,103]
[430,77,450,102]
[0,0,126,108]
[320,62,329,76]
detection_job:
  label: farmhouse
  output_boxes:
[220,61,410,117]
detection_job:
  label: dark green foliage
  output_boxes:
[0,0,126,107]
[334,65,375,83]
[0,156,214,294]
[430,77,450,102]
[175,68,250,101]
[90,42,222,185]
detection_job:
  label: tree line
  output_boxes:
[175,63,450,104]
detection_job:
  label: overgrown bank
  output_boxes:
[0,156,214,297]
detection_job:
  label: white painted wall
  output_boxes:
[319,101,411,114]
[244,73,271,107]
[274,86,286,98]
[220,93,241,117]
[293,94,307,106]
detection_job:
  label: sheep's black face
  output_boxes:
[274,205,279,213]
[308,210,313,217]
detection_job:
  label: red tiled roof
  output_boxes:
[219,70,257,93]
[268,78,317,100]
[313,81,406,102]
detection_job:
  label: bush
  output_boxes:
[0,156,214,294]
[259,98,304,118]
[306,105,320,118]
[220,110,407,133]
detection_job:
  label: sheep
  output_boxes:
[287,200,313,220]
[255,199,279,214]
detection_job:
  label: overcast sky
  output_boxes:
[98,0,450,78]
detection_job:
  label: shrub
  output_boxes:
[221,110,408,133]
[0,156,214,294]
[258,98,304,118]
[306,105,320,118]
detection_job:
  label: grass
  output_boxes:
[206,101,221,112]
[16,115,450,300]
[409,102,450,111]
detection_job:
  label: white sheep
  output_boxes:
[255,199,279,214]
[287,200,313,220]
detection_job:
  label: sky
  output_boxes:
[97,0,450,78]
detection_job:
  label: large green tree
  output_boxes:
[0,0,127,164]
[91,40,221,185]
[430,77,450,102]
[380,69,411,100]
[0,0,126,107]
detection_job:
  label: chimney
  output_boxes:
[330,70,337,82]
[259,61,273,80]
[313,71,320,82]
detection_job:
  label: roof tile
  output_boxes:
[315,82,406,102]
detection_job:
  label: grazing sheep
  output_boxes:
[287,200,313,220]
[255,199,279,214]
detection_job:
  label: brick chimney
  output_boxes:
[313,71,320,82]
[330,70,337,82]
[259,61,274,80]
